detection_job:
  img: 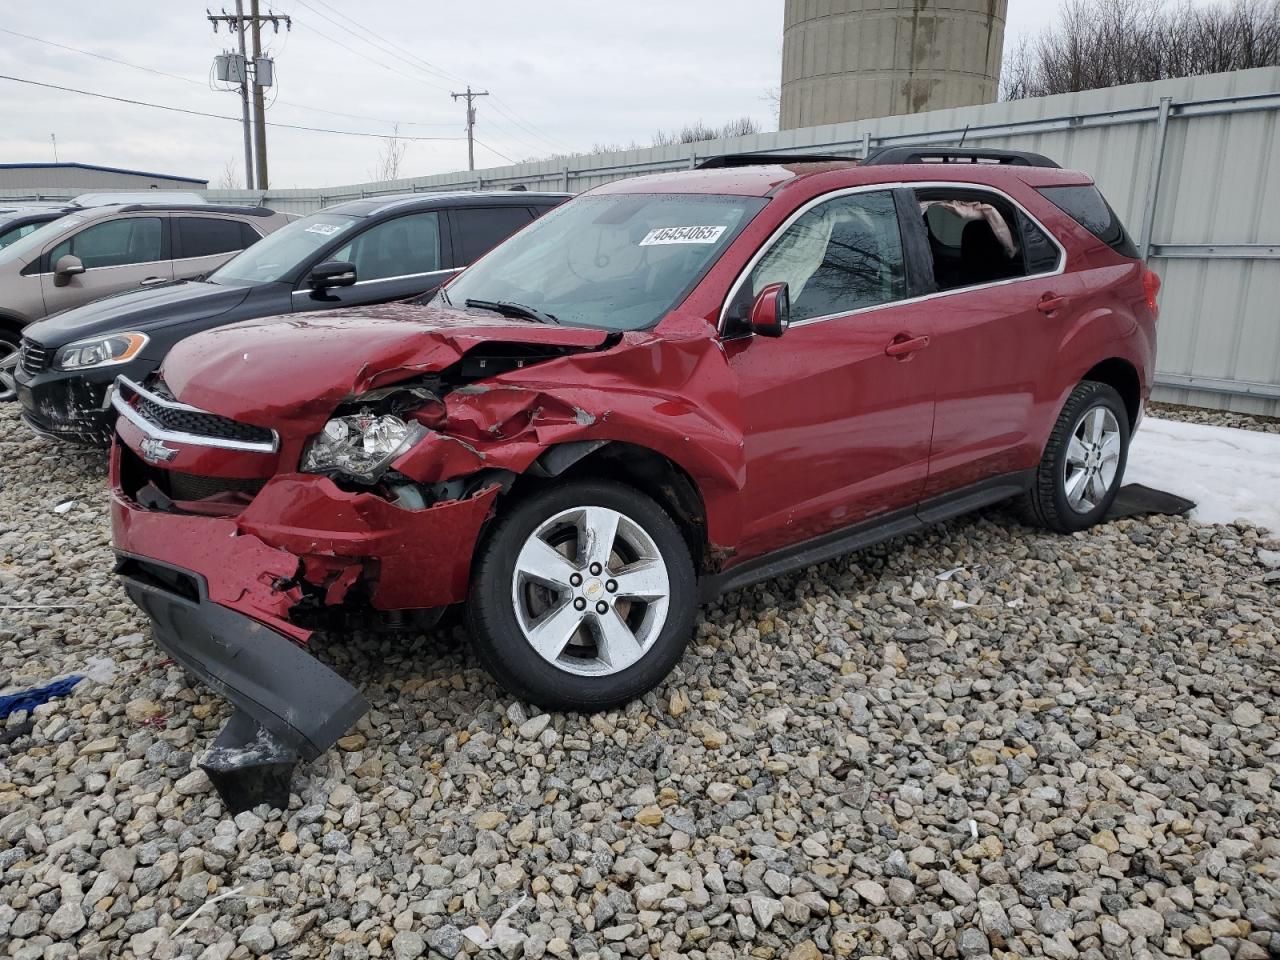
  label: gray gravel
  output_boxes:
[1,401,1278,960]
[1147,401,1280,435]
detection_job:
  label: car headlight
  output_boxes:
[301,412,426,483]
[56,332,149,371]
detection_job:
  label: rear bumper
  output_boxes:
[117,553,367,759]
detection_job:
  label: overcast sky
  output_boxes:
[0,1,1194,189]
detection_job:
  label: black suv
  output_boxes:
[13,191,569,444]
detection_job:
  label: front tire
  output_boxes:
[466,480,697,712]
[0,328,20,403]
[1023,380,1130,533]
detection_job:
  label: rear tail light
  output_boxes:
[1142,267,1161,316]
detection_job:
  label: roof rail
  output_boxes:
[695,152,861,170]
[862,146,1060,169]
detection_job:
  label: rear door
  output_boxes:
[40,213,172,316]
[173,216,261,280]
[909,186,1074,498]
[291,209,455,312]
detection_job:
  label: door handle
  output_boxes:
[885,334,930,359]
[1037,293,1068,315]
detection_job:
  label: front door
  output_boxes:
[41,214,172,316]
[725,189,938,559]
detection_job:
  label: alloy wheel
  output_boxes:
[1062,406,1122,513]
[0,341,18,403]
[510,505,671,677]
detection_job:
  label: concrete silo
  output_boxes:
[780,0,1008,129]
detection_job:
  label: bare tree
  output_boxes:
[369,124,409,182]
[217,160,242,190]
[651,116,762,146]
[1002,0,1280,100]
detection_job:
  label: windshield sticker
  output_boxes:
[305,223,346,237]
[639,225,727,246]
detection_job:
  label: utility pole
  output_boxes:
[249,0,269,189]
[50,134,58,163]
[207,5,289,190]
[451,85,489,171]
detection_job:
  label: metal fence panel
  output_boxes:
[4,67,1278,412]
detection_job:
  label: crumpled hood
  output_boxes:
[161,302,613,432]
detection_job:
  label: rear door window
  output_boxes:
[453,206,535,264]
[177,217,251,259]
[49,217,164,269]
[916,190,1034,291]
[1037,185,1138,259]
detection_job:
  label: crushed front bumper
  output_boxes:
[110,436,500,807]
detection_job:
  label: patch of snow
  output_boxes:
[1126,417,1280,533]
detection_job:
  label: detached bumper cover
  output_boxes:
[117,553,368,759]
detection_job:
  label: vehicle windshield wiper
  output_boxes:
[465,298,560,325]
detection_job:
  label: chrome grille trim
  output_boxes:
[112,376,279,454]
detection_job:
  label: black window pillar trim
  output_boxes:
[894,188,938,299]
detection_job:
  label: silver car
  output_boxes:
[0,202,292,393]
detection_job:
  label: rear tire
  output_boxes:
[1022,380,1130,533]
[466,480,696,712]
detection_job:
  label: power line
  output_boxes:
[287,1,574,157]
[473,138,516,164]
[0,73,469,142]
[290,0,452,93]
[298,0,466,86]
[1,25,457,133]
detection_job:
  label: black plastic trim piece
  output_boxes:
[116,552,368,759]
[696,153,862,170]
[864,146,1060,169]
[699,471,1034,600]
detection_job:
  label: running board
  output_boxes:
[700,471,1033,600]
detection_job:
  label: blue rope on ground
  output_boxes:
[0,676,83,720]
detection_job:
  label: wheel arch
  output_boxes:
[509,440,713,573]
[0,310,27,343]
[1080,357,1141,428]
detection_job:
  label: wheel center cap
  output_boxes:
[584,579,604,599]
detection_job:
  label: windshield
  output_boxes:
[209,212,360,285]
[442,193,766,331]
[0,214,78,264]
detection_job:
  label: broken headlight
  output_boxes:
[301,412,427,483]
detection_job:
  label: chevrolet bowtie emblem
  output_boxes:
[140,437,179,464]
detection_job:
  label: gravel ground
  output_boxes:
[1,401,1278,960]
[1146,402,1280,435]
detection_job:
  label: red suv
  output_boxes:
[109,148,1158,799]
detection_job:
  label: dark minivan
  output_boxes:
[13,191,569,443]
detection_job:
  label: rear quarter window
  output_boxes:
[1037,185,1138,259]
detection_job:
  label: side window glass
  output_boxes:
[743,190,906,323]
[919,195,1027,291]
[1018,212,1060,275]
[50,217,163,270]
[455,206,535,264]
[331,211,441,283]
[178,217,248,258]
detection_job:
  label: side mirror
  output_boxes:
[749,282,790,338]
[53,254,86,287]
[306,260,357,290]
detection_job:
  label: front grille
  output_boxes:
[167,471,265,501]
[135,393,275,446]
[19,339,52,376]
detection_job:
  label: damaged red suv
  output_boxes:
[110,148,1158,799]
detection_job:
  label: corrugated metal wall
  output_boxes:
[4,68,1277,413]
